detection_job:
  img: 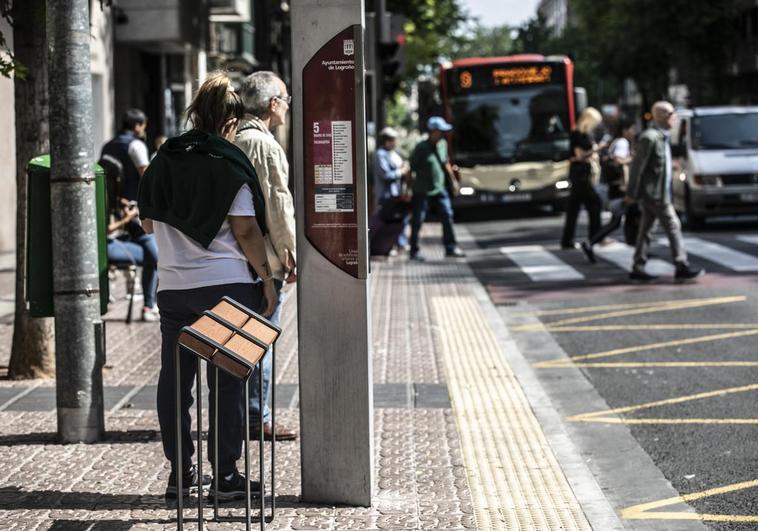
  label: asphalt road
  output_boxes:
[462,207,758,530]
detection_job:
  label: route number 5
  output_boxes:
[313,122,320,134]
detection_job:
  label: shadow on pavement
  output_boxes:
[49,521,147,530]
[0,429,158,446]
[1,485,304,513]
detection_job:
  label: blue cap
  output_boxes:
[427,116,453,132]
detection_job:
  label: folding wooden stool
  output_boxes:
[174,296,281,531]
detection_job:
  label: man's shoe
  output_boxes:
[165,464,211,499]
[445,247,466,258]
[629,270,658,282]
[560,242,579,250]
[210,471,261,501]
[250,422,297,441]
[409,253,426,262]
[675,264,705,282]
[580,242,596,263]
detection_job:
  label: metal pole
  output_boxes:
[214,367,219,520]
[48,0,104,444]
[245,383,252,531]
[175,345,184,531]
[259,361,265,530]
[271,345,276,518]
[196,365,204,530]
[375,0,386,132]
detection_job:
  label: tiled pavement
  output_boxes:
[0,229,596,530]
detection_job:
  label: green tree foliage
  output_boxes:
[0,0,27,79]
[387,0,468,77]
[513,0,743,108]
[451,23,514,59]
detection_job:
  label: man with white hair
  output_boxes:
[235,71,297,441]
[626,101,703,282]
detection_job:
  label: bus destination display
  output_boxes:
[449,62,565,94]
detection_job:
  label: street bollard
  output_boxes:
[174,297,281,530]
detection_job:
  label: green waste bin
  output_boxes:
[26,154,109,317]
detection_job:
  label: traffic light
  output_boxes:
[379,15,405,96]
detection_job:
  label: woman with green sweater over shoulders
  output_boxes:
[139,72,276,501]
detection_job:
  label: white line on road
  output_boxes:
[500,245,584,282]
[737,235,758,248]
[660,237,758,272]
[593,241,676,276]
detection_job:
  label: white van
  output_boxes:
[671,106,758,227]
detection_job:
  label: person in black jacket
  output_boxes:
[560,107,604,249]
[139,72,276,501]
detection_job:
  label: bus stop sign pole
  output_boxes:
[292,0,373,506]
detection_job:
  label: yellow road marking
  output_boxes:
[517,297,744,317]
[514,295,746,331]
[545,324,758,332]
[622,478,758,522]
[568,383,758,425]
[432,296,591,530]
[534,329,758,368]
[568,361,758,368]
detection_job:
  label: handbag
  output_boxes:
[378,195,412,223]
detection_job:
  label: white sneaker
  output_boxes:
[142,306,160,322]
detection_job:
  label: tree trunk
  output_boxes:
[8,0,55,379]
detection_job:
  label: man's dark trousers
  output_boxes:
[410,190,457,255]
[156,282,264,476]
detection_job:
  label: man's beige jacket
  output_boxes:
[235,116,296,280]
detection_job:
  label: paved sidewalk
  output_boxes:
[0,228,615,530]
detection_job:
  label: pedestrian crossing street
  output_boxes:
[497,235,758,282]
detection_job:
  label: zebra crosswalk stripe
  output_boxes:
[737,235,758,248]
[659,237,758,272]
[593,241,676,276]
[500,245,584,282]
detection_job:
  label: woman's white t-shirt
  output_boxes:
[153,184,256,292]
[610,137,631,160]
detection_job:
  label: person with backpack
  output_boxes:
[580,119,635,262]
[100,109,150,201]
[99,126,159,322]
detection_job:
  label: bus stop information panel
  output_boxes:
[303,26,361,279]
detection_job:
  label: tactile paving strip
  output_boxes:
[432,295,592,530]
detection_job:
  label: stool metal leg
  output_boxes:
[271,344,276,519]
[174,343,184,531]
[196,365,204,530]
[244,383,252,531]
[214,366,219,521]
[259,360,265,531]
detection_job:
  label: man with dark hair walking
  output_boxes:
[101,108,150,201]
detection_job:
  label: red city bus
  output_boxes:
[439,54,585,210]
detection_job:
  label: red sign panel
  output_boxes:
[303,26,360,278]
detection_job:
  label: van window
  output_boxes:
[692,113,758,150]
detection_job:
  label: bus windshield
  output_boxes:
[692,113,758,150]
[449,84,570,166]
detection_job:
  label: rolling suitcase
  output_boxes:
[369,213,405,256]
